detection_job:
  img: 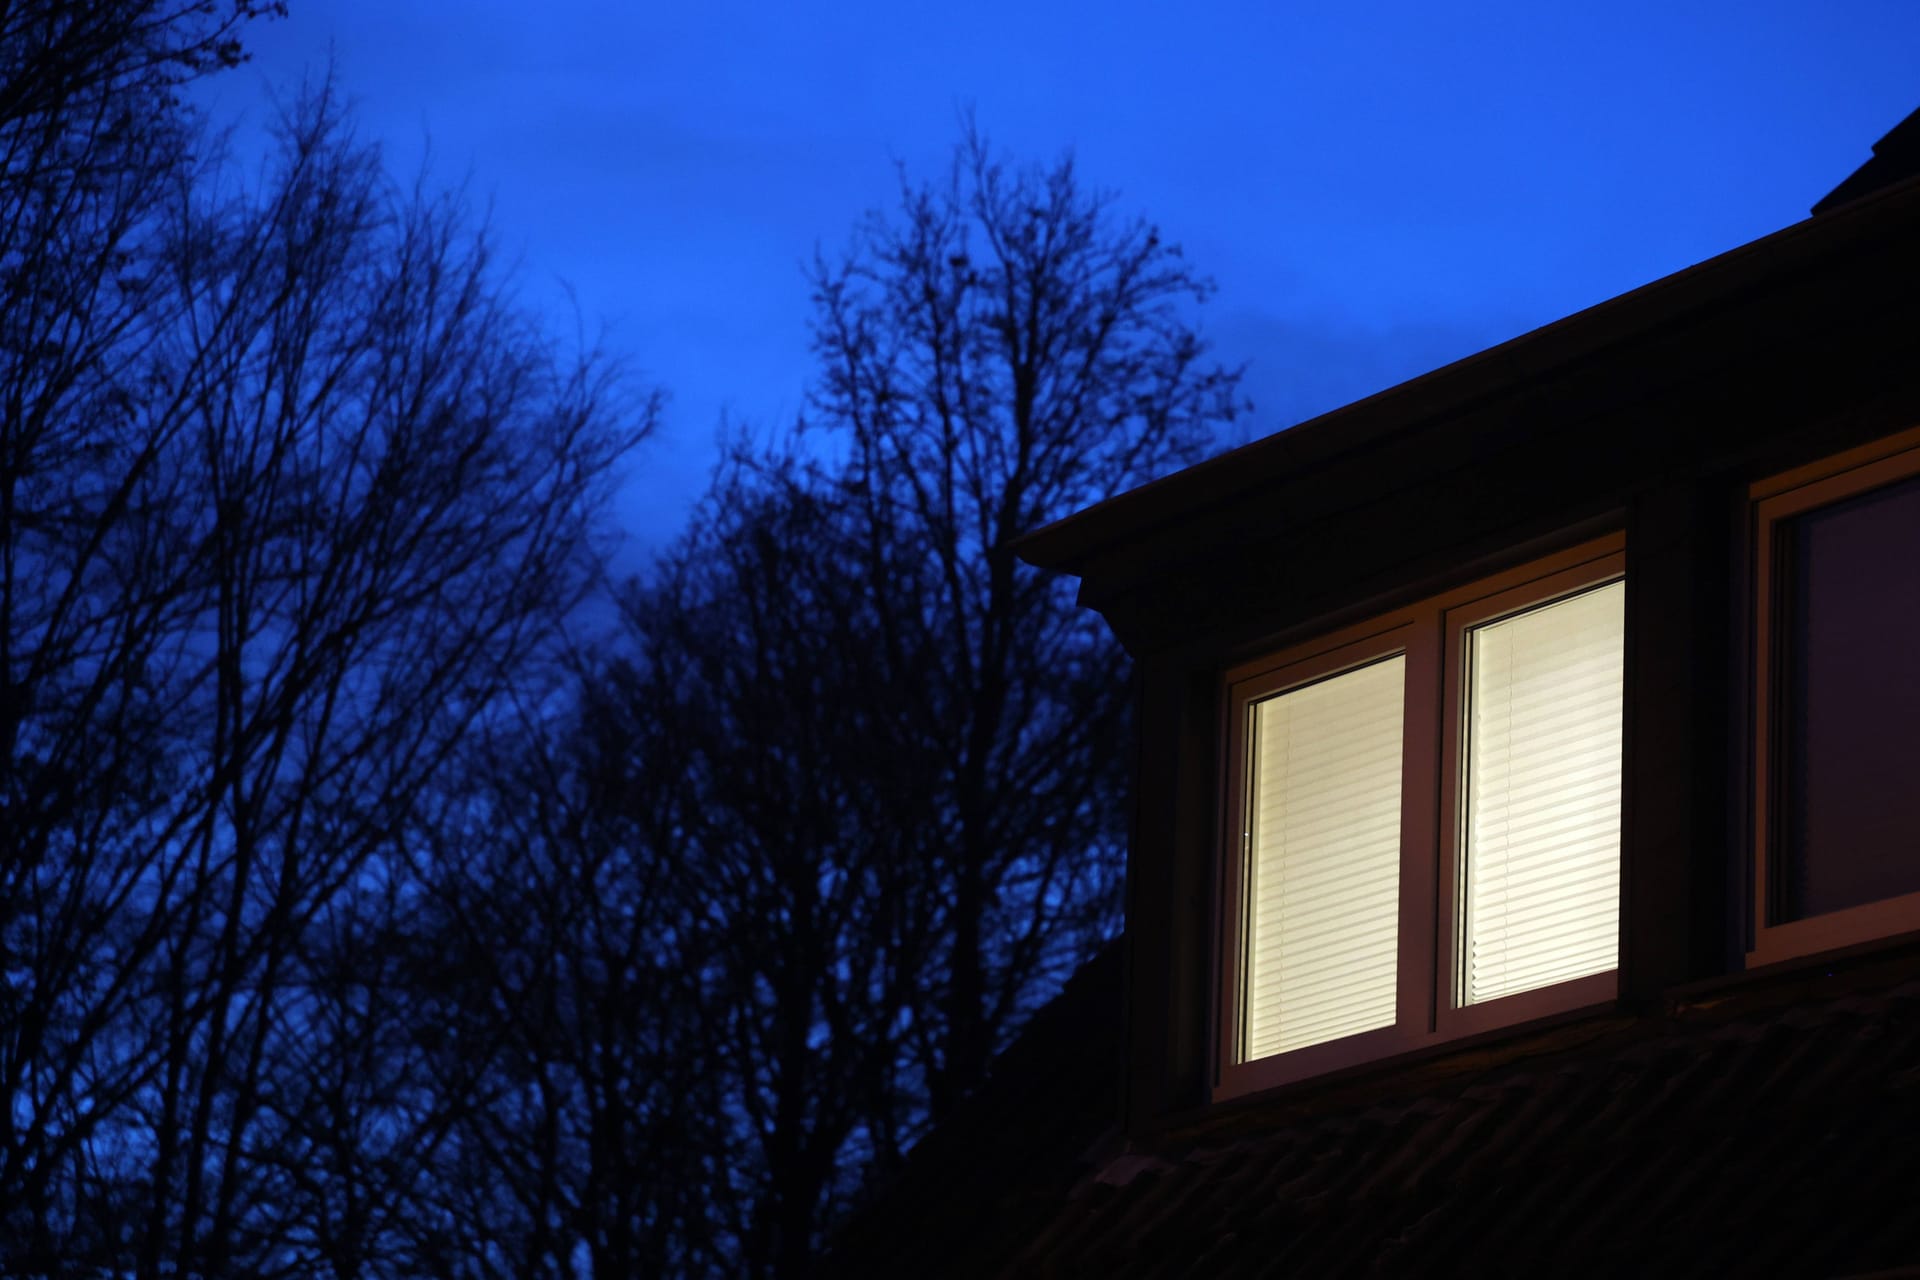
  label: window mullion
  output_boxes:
[1398,608,1445,1039]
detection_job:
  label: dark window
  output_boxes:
[1779,471,1920,921]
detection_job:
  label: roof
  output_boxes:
[1015,161,1920,641]
[822,943,1125,1278]
[825,939,1920,1277]
[1814,106,1920,215]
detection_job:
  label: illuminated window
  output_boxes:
[1220,540,1624,1095]
[1457,581,1625,1007]
[1242,654,1405,1060]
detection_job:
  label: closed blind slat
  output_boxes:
[1463,581,1625,1006]
[1244,656,1404,1060]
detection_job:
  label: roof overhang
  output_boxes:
[1017,173,1920,655]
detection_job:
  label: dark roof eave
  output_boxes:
[1016,171,1920,578]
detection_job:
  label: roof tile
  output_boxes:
[826,945,1920,1277]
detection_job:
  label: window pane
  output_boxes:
[1462,581,1624,1005]
[1780,472,1920,921]
[1243,655,1404,1059]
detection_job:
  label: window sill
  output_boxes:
[1212,971,1620,1106]
[1173,931,1920,1143]
[1185,993,1633,1139]
[1748,891,1920,969]
[1682,921,1920,1016]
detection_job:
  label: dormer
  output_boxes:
[1018,137,1920,1130]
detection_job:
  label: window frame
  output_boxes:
[1215,621,1439,1093]
[1749,428,1920,967]
[1215,535,1626,1101]
[1437,563,1627,1039]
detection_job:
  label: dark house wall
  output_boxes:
[1021,174,1920,1134]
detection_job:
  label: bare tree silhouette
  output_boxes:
[0,14,650,1265]
[547,125,1246,1273]
[806,124,1244,1115]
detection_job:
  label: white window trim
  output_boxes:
[1749,427,1920,968]
[1215,535,1626,1101]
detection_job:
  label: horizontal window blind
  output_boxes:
[1243,655,1404,1060]
[1461,580,1624,1006]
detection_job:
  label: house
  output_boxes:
[824,108,1920,1277]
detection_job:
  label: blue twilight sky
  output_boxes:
[195,2,1920,565]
